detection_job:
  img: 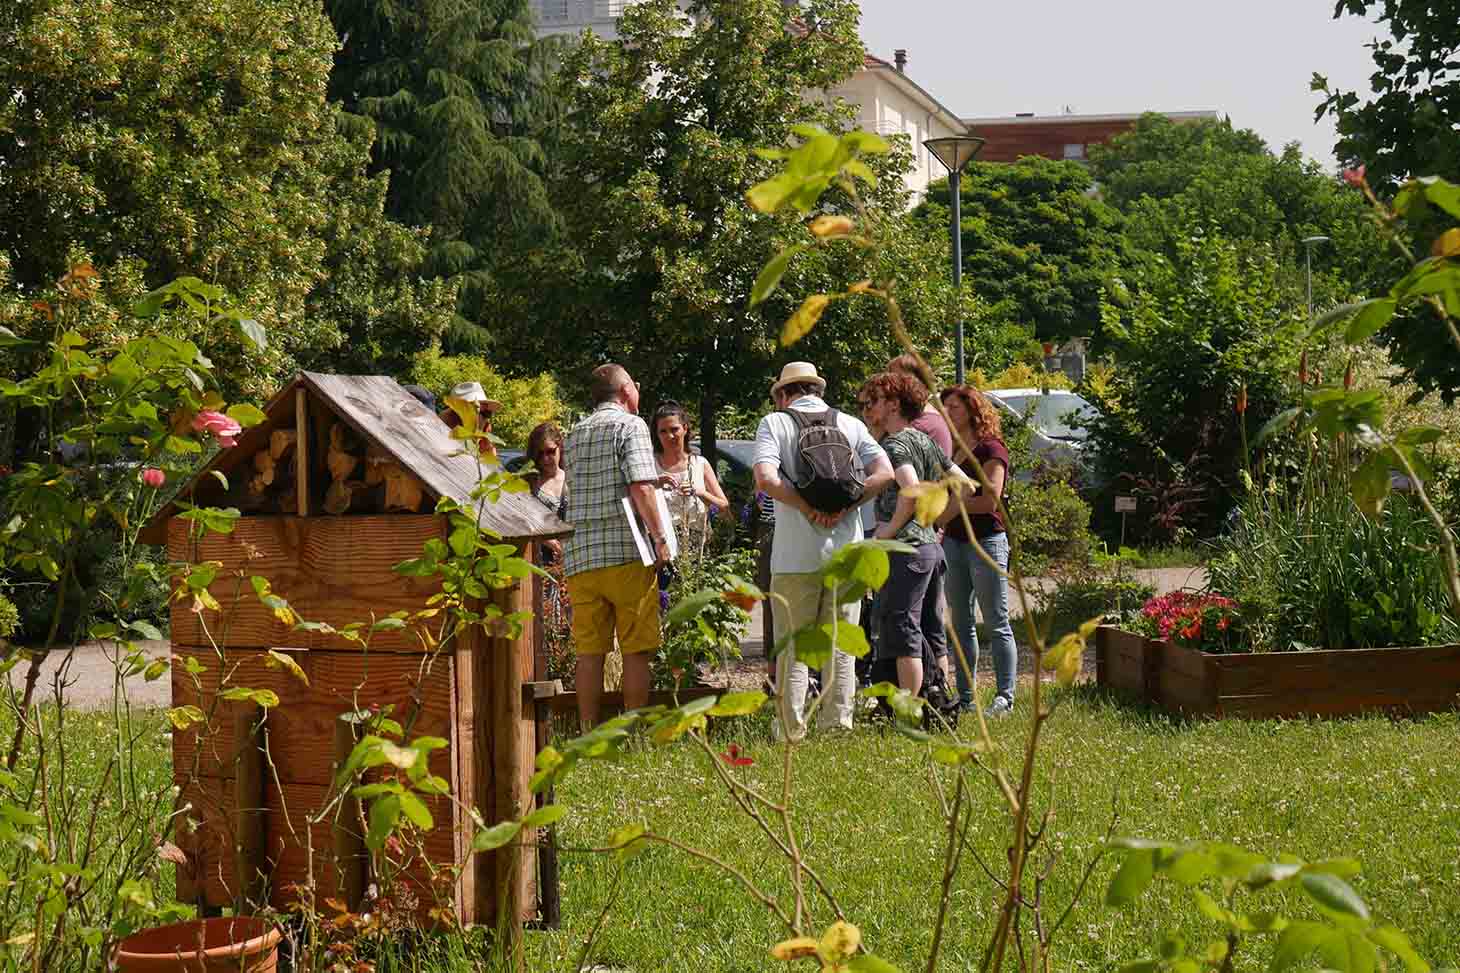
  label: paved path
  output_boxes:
[3,639,173,710]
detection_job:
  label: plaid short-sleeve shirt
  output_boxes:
[563,402,659,577]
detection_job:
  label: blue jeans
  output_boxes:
[943,532,1016,706]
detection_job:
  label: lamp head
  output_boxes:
[924,135,987,175]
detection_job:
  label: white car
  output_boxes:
[982,388,1098,472]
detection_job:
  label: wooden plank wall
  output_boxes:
[1098,629,1460,720]
[1094,627,1147,698]
[171,648,461,921]
[166,515,445,651]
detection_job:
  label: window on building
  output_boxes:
[538,0,570,19]
[1062,143,1087,161]
[594,0,627,16]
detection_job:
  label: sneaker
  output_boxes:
[983,696,1014,719]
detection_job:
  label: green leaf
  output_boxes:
[1274,923,1330,973]
[1395,426,1444,447]
[366,795,401,852]
[843,160,878,186]
[351,782,402,800]
[746,172,800,214]
[791,624,834,670]
[1246,861,1303,888]
[167,705,205,730]
[472,820,522,852]
[1191,889,1231,924]
[449,525,478,558]
[781,293,832,346]
[521,804,567,828]
[1367,925,1430,973]
[749,243,806,308]
[828,621,870,658]
[708,690,768,717]
[398,791,434,830]
[225,404,267,428]
[607,823,647,862]
[237,319,267,352]
[1422,177,1460,220]
[126,620,164,641]
[415,775,451,796]
[846,955,902,973]
[1253,407,1303,449]
[1116,962,1162,973]
[1352,451,1392,520]
[377,741,418,769]
[1105,849,1157,906]
[1345,298,1397,343]
[664,589,720,627]
[1165,850,1218,886]
[1319,929,1379,973]
[1301,872,1370,921]
[370,617,408,632]
[143,658,170,682]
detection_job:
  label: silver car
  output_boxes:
[982,388,1098,474]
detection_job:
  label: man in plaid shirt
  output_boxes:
[564,363,671,726]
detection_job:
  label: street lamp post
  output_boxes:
[1302,234,1330,319]
[924,135,986,385]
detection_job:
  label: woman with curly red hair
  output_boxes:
[938,385,1017,717]
[859,371,956,696]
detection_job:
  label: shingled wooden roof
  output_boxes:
[141,371,570,544]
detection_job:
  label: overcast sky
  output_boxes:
[855,0,1388,169]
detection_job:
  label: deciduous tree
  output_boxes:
[490,0,992,455]
[0,0,447,401]
[915,158,1126,343]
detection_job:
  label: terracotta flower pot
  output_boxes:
[113,916,281,972]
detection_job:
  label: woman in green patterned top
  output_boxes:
[858,372,958,695]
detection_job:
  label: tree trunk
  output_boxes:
[699,389,718,469]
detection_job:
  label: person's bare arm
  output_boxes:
[699,462,730,511]
[936,459,1006,527]
[628,480,672,567]
[857,453,895,505]
[754,462,838,528]
[873,463,919,540]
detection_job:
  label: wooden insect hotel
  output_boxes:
[141,372,567,931]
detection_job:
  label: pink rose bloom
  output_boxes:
[140,468,166,489]
[192,410,242,448]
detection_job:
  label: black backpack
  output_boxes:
[780,408,866,515]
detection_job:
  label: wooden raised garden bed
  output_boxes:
[1095,626,1460,718]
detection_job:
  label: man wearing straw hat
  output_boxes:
[752,362,893,740]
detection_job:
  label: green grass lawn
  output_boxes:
[11,693,1459,971]
[527,689,1460,972]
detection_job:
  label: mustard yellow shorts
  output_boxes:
[567,562,661,657]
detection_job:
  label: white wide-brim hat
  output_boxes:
[770,361,826,398]
[449,381,501,412]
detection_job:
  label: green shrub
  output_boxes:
[657,545,755,690]
[406,348,566,450]
[1032,561,1154,643]
[0,592,17,641]
[1007,479,1092,574]
[1209,485,1460,652]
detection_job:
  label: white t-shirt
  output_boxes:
[752,395,887,575]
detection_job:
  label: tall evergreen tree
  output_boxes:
[325,0,561,350]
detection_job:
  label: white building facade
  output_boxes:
[827,52,966,202]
